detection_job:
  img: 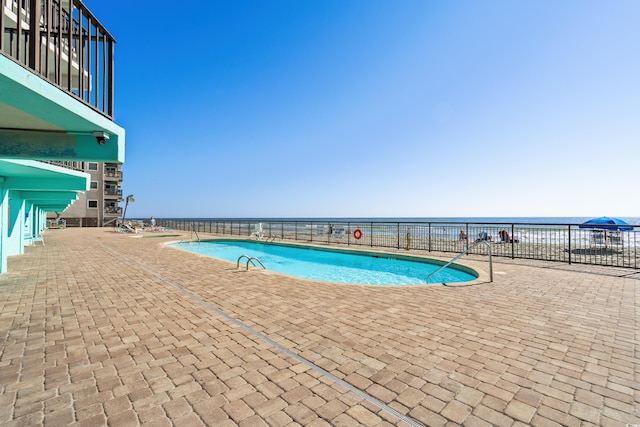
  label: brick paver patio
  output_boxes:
[0,228,638,426]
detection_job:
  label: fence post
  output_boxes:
[465,224,470,251]
[510,224,515,259]
[568,225,572,265]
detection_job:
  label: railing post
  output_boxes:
[0,0,4,50]
[107,39,115,116]
[465,224,470,251]
[510,224,515,259]
[28,0,42,72]
[487,243,493,282]
[78,2,85,98]
[568,225,572,265]
[370,222,373,247]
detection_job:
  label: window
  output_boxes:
[88,163,98,171]
[88,200,98,209]
[90,181,98,190]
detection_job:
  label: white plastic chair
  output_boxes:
[252,223,264,240]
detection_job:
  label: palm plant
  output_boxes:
[122,194,135,224]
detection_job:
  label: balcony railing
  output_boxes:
[104,188,121,197]
[104,170,122,179]
[39,159,85,172]
[104,206,121,215]
[1,0,116,118]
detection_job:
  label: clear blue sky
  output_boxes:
[86,0,639,219]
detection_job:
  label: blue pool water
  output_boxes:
[170,240,477,285]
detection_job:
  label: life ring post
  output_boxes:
[353,229,363,240]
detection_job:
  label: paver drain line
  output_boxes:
[104,245,425,427]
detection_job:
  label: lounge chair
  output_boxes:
[590,230,606,246]
[115,223,138,233]
[126,224,139,233]
[608,231,623,248]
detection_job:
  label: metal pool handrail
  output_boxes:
[427,240,493,284]
[236,255,266,271]
[190,224,200,242]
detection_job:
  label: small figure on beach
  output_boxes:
[459,230,468,241]
[150,216,156,228]
[477,231,492,241]
[498,229,519,243]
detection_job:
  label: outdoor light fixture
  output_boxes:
[92,131,110,145]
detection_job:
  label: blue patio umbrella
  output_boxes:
[579,216,633,231]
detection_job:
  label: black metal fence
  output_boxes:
[156,219,640,269]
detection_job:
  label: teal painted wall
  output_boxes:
[0,184,7,272]
[7,191,25,257]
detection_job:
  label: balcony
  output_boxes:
[1,0,115,118]
[104,206,121,215]
[104,169,122,180]
[104,188,122,197]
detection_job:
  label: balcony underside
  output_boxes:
[0,54,124,162]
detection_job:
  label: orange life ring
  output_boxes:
[353,229,363,240]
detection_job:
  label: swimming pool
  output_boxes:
[170,240,477,285]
